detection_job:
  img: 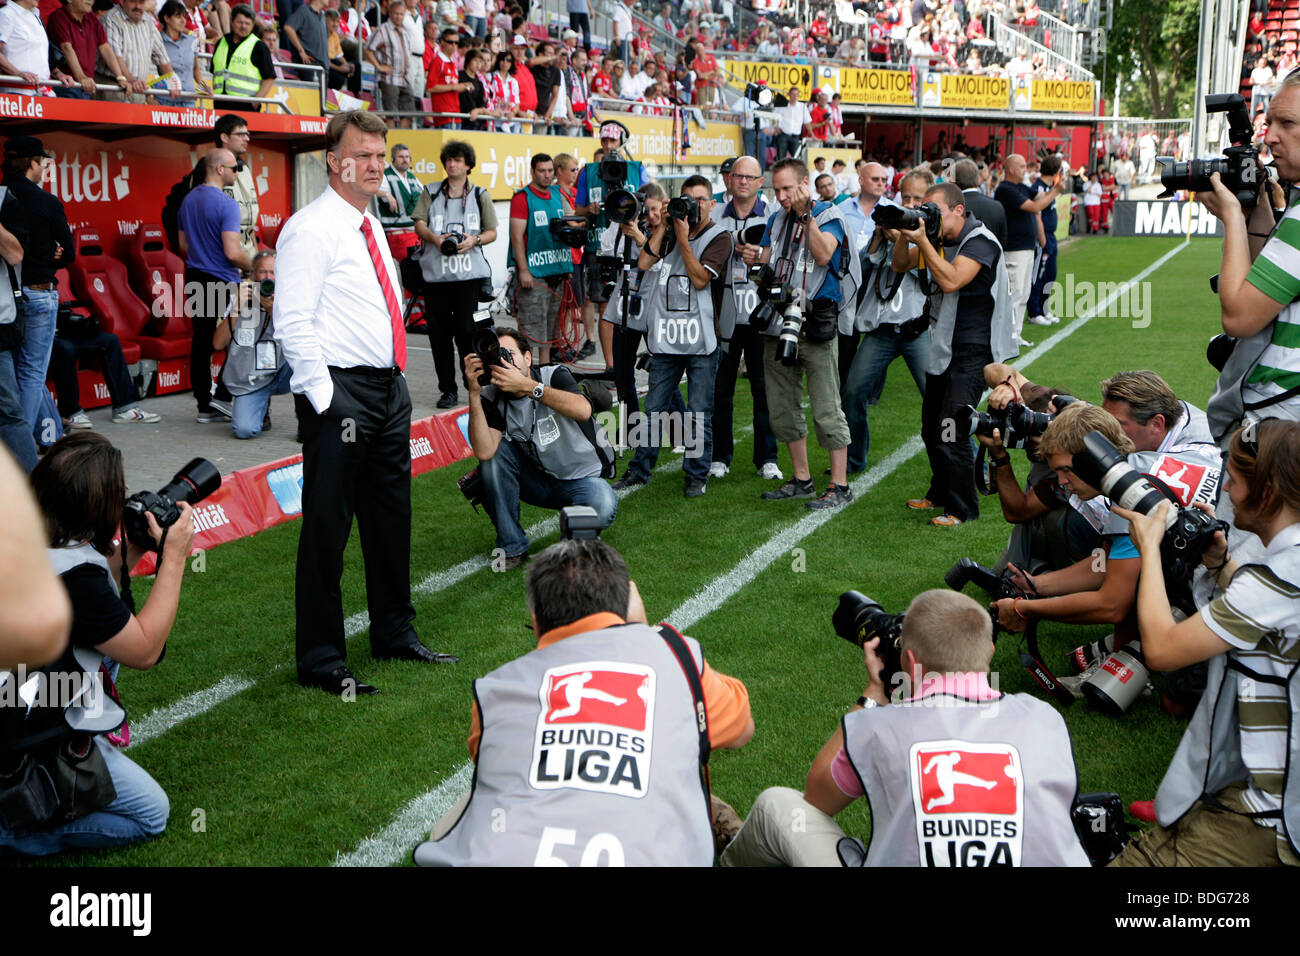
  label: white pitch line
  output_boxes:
[332,243,1193,864]
[126,676,256,748]
[332,762,474,867]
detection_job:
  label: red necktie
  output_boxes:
[360,217,406,371]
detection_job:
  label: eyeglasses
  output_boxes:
[731,173,762,182]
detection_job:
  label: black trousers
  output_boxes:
[921,346,992,521]
[425,278,479,395]
[713,323,779,469]
[49,333,135,415]
[186,268,233,412]
[294,366,418,679]
[837,331,860,391]
[612,325,643,415]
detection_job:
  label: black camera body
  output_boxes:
[440,231,466,256]
[1158,93,1260,208]
[667,195,701,226]
[944,557,1025,605]
[603,188,641,225]
[747,263,793,332]
[549,216,591,250]
[961,399,1069,449]
[123,458,222,551]
[471,316,511,387]
[597,154,628,187]
[833,591,906,691]
[873,201,942,244]
[1072,430,1228,612]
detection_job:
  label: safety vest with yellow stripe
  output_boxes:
[212,33,262,98]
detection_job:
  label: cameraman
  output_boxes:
[465,329,616,569]
[0,433,193,855]
[720,589,1089,867]
[415,537,752,866]
[841,168,932,477]
[576,122,644,365]
[1201,78,1300,444]
[710,155,781,482]
[414,140,498,408]
[756,158,857,510]
[614,176,731,499]
[895,182,1017,526]
[1111,420,1300,866]
[212,251,291,439]
[510,154,572,366]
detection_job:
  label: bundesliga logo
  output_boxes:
[910,740,1024,866]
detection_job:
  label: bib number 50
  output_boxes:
[533,826,626,867]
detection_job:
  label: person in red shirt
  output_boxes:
[512,37,539,115]
[426,26,469,127]
[809,10,830,45]
[808,89,831,141]
[591,54,612,96]
[692,37,719,107]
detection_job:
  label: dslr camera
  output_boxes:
[471,313,511,387]
[1158,93,1261,208]
[603,188,642,225]
[747,263,794,333]
[832,592,906,691]
[960,396,1077,450]
[667,195,701,226]
[440,230,466,257]
[1071,431,1228,612]
[873,201,942,244]
[124,458,222,551]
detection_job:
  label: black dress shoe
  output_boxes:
[437,391,459,409]
[374,641,460,664]
[300,666,379,697]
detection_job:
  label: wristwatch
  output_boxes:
[530,382,545,401]
[857,695,879,709]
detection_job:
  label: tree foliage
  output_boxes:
[1104,0,1202,117]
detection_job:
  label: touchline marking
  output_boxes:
[332,241,1193,864]
[126,676,255,748]
[333,762,474,867]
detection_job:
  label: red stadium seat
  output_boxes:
[53,268,122,407]
[126,222,191,353]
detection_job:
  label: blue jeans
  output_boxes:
[626,348,720,484]
[743,127,772,171]
[466,14,487,37]
[232,365,294,439]
[0,737,169,856]
[842,325,928,474]
[479,436,618,558]
[0,348,37,471]
[16,287,59,433]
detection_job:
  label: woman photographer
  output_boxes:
[1111,418,1300,867]
[0,433,193,856]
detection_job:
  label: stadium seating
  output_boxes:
[126,222,191,351]
[62,255,142,366]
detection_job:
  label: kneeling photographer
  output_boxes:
[720,589,1090,867]
[895,183,1017,527]
[212,251,291,439]
[465,329,616,569]
[1110,419,1300,867]
[1,434,200,856]
[994,403,1225,702]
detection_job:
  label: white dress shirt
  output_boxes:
[274,185,401,413]
[0,2,50,88]
[777,101,809,136]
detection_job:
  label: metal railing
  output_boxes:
[1001,8,1085,65]
[0,73,294,111]
[196,51,328,113]
[990,14,1095,81]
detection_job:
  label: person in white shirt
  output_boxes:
[274,110,457,699]
[0,0,77,94]
[774,85,809,160]
[1112,154,1135,200]
[612,0,633,62]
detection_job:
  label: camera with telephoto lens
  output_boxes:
[598,153,628,187]
[471,313,510,387]
[1071,430,1228,611]
[123,458,222,551]
[259,279,274,297]
[549,216,591,250]
[775,299,804,366]
[960,395,1078,450]
[873,201,942,243]
[603,188,641,225]
[667,195,701,225]
[1158,93,1260,208]
[559,505,602,541]
[832,591,906,691]
[944,558,1026,605]
[440,231,466,256]
[733,222,767,250]
[747,263,793,331]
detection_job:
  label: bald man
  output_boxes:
[178,148,253,422]
[994,154,1062,347]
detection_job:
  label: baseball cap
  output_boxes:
[4,136,53,160]
[562,28,579,39]
[719,158,736,175]
[512,34,528,45]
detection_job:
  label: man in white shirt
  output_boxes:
[0,0,76,94]
[612,0,632,63]
[774,86,809,160]
[275,110,457,698]
[1112,153,1135,201]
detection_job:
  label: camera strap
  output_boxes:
[655,623,711,797]
[1019,623,1075,708]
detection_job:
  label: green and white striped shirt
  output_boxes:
[1245,200,1300,402]
[1201,523,1300,863]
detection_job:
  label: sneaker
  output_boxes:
[65,411,94,430]
[1026,314,1052,326]
[196,408,232,423]
[1015,334,1034,348]
[576,340,597,360]
[930,514,964,526]
[1067,634,1115,675]
[761,477,816,500]
[758,461,783,480]
[1043,311,1062,324]
[497,551,527,571]
[708,461,729,478]
[906,497,937,510]
[684,477,707,498]
[209,399,234,418]
[612,472,647,490]
[806,483,853,510]
[112,406,160,424]
[437,391,459,409]
[263,411,272,432]
[1058,659,1101,700]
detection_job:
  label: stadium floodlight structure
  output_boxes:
[1190,0,1252,158]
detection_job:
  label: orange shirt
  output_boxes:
[467,612,751,759]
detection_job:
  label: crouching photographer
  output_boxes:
[0,434,195,855]
[720,589,1090,867]
[464,329,617,569]
[1110,419,1300,867]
